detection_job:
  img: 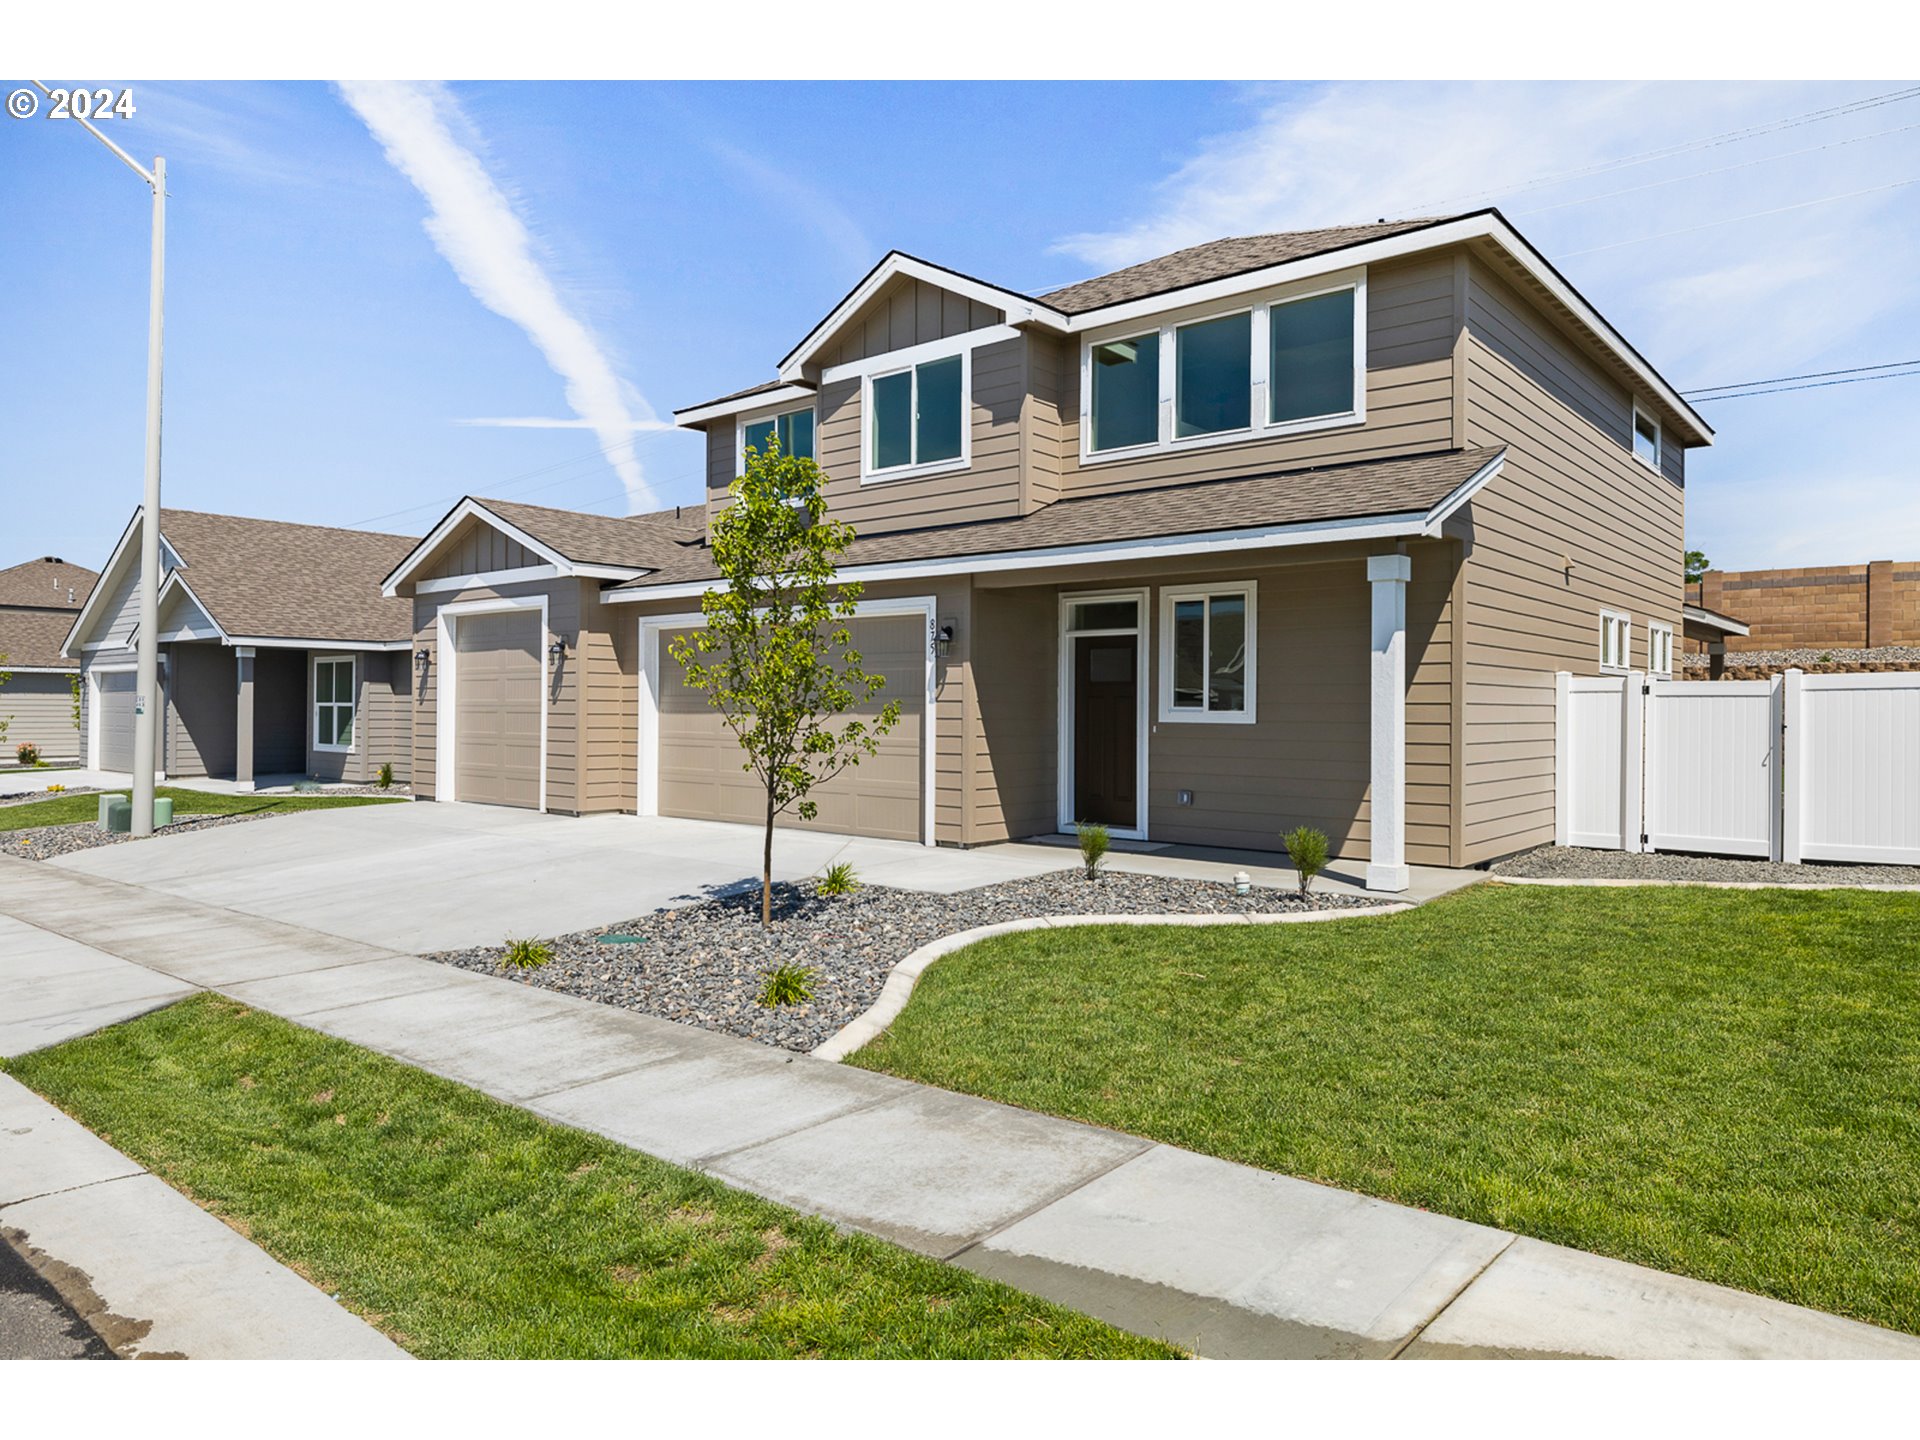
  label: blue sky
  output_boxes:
[4,80,1917,574]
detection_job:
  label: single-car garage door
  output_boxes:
[96,669,138,772]
[454,611,542,809]
[658,615,925,841]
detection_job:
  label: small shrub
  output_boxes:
[758,961,817,1008]
[817,861,861,897]
[15,742,40,767]
[376,761,394,790]
[1076,820,1110,880]
[1282,826,1330,897]
[1818,653,1834,665]
[502,937,553,970]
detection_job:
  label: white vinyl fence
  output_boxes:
[1556,668,1920,865]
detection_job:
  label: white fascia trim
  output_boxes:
[382,498,575,596]
[61,506,173,656]
[637,596,938,847]
[823,326,1019,386]
[574,564,651,582]
[1421,450,1507,533]
[674,383,817,428]
[222,636,413,652]
[1058,213,1711,445]
[608,509,1434,604]
[1681,604,1750,637]
[778,253,1069,381]
[414,564,565,595]
[5,665,80,674]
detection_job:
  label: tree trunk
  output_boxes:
[762,785,776,928]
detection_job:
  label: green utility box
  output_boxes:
[97,794,175,832]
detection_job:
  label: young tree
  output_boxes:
[1685,550,1711,585]
[669,436,902,927]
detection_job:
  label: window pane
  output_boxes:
[1171,598,1206,709]
[1175,312,1251,438]
[1270,289,1355,423]
[316,707,334,746]
[1208,594,1247,712]
[1069,600,1137,631]
[916,355,963,464]
[1090,333,1160,452]
[336,706,354,749]
[780,408,815,461]
[871,370,913,470]
[1634,412,1660,464]
[743,418,776,458]
[317,663,336,703]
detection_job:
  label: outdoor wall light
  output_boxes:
[936,623,956,657]
[414,648,430,668]
[549,638,567,661]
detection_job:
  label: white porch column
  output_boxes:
[1366,553,1411,893]
[234,645,256,792]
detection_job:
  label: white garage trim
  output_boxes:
[433,594,549,813]
[85,659,167,778]
[637,595,938,847]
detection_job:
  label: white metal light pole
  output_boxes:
[36,82,166,834]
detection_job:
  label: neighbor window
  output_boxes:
[1089,333,1160,452]
[1270,288,1357,424]
[1160,584,1256,722]
[314,656,355,751]
[1599,610,1631,673]
[1632,404,1662,470]
[1174,312,1252,438]
[1081,275,1364,464]
[1648,621,1675,678]
[868,353,964,476]
[741,406,815,464]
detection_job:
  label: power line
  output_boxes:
[1407,83,1920,215]
[1689,370,1920,402]
[1685,358,1920,395]
[1555,175,1920,257]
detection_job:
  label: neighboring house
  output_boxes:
[63,509,417,787]
[0,556,97,761]
[387,208,1711,889]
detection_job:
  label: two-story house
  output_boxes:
[383,208,1710,890]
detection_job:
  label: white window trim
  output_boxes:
[1648,620,1675,679]
[859,342,973,485]
[1079,269,1367,467]
[636,596,937,847]
[734,397,820,474]
[1157,581,1259,725]
[432,594,550,813]
[1057,589,1151,840]
[311,653,358,754]
[1599,608,1631,674]
[1632,401,1663,472]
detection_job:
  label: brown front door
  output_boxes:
[1073,633,1137,828]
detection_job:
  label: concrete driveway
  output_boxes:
[50,802,1072,953]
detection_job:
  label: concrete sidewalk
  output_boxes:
[0,1075,405,1360]
[3,853,1915,1360]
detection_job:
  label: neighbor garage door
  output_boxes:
[96,669,138,772]
[454,611,542,809]
[657,616,925,841]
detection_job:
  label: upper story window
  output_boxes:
[1632,403,1662,470]
[1599,610,1630,674]
[740,406,815,467]
[866,350,967,482]
[1083,271,1366,463]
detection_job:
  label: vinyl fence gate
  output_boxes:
[1555,669,1920,865]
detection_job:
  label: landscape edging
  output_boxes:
[810,903,1414,1063]
[1493,875,1920,893]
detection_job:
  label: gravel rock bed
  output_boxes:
[1681,645,1920,673]
[427,870,1388,1054]
[0,812,281,862]
[1492,844,1920,888]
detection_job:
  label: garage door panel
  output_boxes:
[455,612,542,809]
[656,617,925,842]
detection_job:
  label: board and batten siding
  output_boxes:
[411,577,571,808]
[419,517,541,580]
[1052,255,1460,501]
[813,275,1002,370]
[1457,255,1686,864]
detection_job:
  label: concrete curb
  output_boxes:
[810,904,1414,1062]
[1491,875,1920,893]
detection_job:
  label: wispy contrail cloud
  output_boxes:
[337,80,659,511]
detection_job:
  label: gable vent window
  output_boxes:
[868,352,966,478]
[742,407,815,465]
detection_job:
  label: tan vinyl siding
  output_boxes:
[1054,255,1459,501]
[814,276,1001,368]
[1458,257,1685,863]
[968,586,1056,841]
[2,673,81,760]
[419,517,541,579]
[1022,334,1066,513]
[579,578,633,814]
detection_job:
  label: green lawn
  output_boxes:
[0,786,403,832]
[2,995,1177,1359]
[850,882,1920,1336]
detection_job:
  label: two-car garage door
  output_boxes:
[656,616,926,842]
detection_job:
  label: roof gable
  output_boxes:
[382,497,706,595]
